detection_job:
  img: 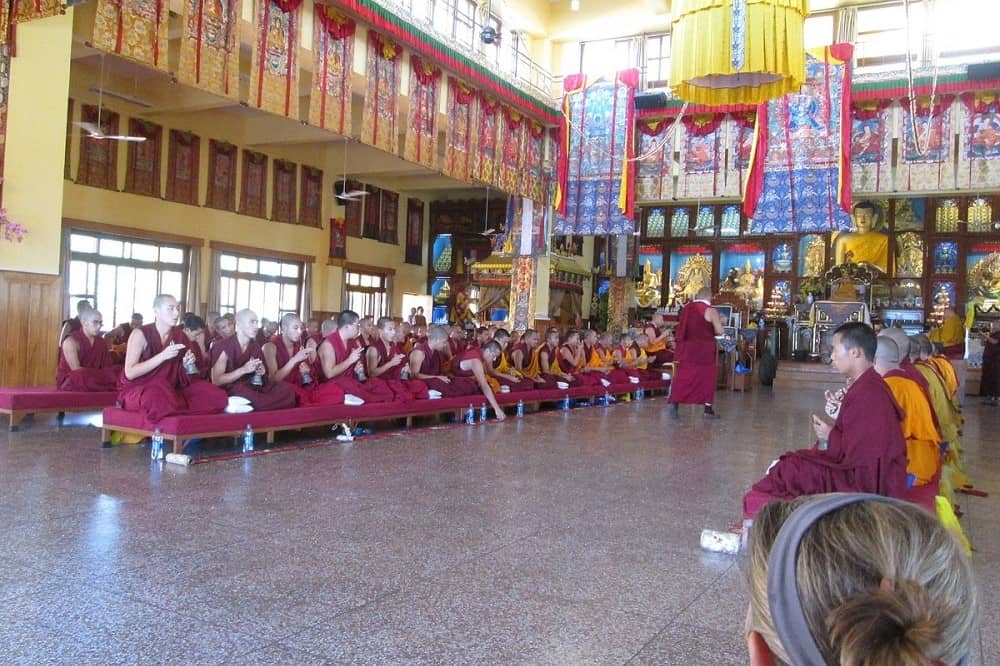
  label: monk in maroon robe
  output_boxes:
[981,322,1000,402]
[57,309,121,391]
[118,294,228,422]
[317,310,394,403]
[263,314,343,406]
[211,309,297,411]
[409,326,477,397]
[366,317,428,402]
[669,288,725,418]
[451,342,507,419]
[179,313,211,379]
[742,322,908,519]
[58,299,93,348]
[487,329,533,393]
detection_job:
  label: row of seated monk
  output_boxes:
[56,295,679,424]
[742,320,969,526]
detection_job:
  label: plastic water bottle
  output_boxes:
[465,404,475,425]
[301,369,313,385]
[700,528,741,554]
[250,372,263,387]
[560,395,571,410]
[400,364,410,381]
[184,358,198,375]
[150,427,164,461]
[355,363,367,381]
[604,390,611,406]
[636,387,645,401]
[516,400,524,418]
[243,424,255,453]
[479,404,488,422]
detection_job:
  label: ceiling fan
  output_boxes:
[74,54,147,142]
[479,185,497,235]
[335,138,370,202]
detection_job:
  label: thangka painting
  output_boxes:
[250,0,302,118]
[329,217,347,260]
[554,70,639,236]
[77,105,118,190]
[207,140,238,211]
[271,159,297,223]
[744,45,854,233]
[958,93,1000,190]
[521,122,545,204]
[503,196,545,257]
[299,165,323,227]
[444,78,476,182]
[93,0,170,70]
[166,130,200,205]
[635,116,675,201]
[123,119,162,197]
[497,107,525,195]
[309,4,354,134]
[509,256,537,331]
[850,100,893,193]
[897,96,956,191]
[725,112,757,197]
[239,149,267,218]
[677,113,725,198]
[405,198,423,265]
[473,95,500,185]
[178,0,241,98]
[362,31,401,154]
[404,56,442,169]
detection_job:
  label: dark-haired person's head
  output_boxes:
[337,310,360,328]
[482,340,502,361]
[830,322,876,380]
[182,313,205,332]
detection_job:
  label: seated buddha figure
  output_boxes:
[834,201,888,272]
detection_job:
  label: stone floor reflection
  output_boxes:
[1,387,997,664]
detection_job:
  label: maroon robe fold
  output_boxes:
[118,324,228,422]
[556,345,591,387]
[669,301,717,405]
[981,335,1000,397]
[369,338,428,402]
[491,349,533,393]
[270,334,343,406]
[319,332,393,403]
[57,330,122,391]
[413,342,476,396]
[210,335,297,411]
[743,367,908,518]
[450,347,493,395]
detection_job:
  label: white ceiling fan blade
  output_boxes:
[344,189,369,196]
[75,121,102,135]
[106,135,148,142]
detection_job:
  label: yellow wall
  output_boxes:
[1,12,74,275]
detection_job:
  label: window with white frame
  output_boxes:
[343,270,390,319]
[579,36,641,77]
[218,251,303,320]
[644,33,670,87]
[67,230,187,328]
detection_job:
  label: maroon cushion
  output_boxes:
[904,474,940,513]
[0,386,118,411]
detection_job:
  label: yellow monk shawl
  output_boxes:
[884,374,941,486]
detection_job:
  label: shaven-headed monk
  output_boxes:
[874,336,942,486]
[57,309,121,391]
[913,336,962,444]
[318,310,394,403]
[512,329,557,389]
[742,322,908,519]
[262,313,342,406]
[669,287,725,419]
[211,309,298,410]
[409,326,477,397]
[879,326,943,440]
[450,341,507,420]
[118,294,228,422]
[59,299,93,347]
[308,318,336,353]
[643,312,675,367]
[487,329,532,393]
[538,327,575,387]
[366,317,429,402]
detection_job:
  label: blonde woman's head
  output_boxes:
[746,494,977,666]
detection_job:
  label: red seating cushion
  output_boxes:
[0,386,118,411]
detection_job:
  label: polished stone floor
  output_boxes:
[2,387,997,665]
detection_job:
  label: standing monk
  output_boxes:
[873,337,942,486]
[118,294,228,422]
[669,287,725,419]
[211,309,298,411]
[741,322,908,519]
[57,309,121,391]
[318,310,394,403]
[367,317,429,402]
[980,322,1000,404]
[262,314,342,406]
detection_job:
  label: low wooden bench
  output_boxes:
[0,386,118,432]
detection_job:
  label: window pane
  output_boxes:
[100,238,124,258]
[69,260,91,296]
[221,277,233,308]
[131,242,159,263]
[160,247,184,264]
[249,280,265,316]
[237,257,258,273]
[97,264,118,320]
[70,234,98,253]
[281,263,299,278]
[221,254,238,271]
[361,275,374,288]
[804,15,833,49]
[281,284,299,311]
[259,260,281,277]
[236,278,250,308]
[161,271,182,301]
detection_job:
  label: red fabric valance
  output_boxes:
[369,30,401,62]
[411,55,442,85]
[315,3,356,38]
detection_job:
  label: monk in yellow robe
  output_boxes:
[928,308,966,360]
[874,337,941,486]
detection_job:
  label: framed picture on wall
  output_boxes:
[406,198,424,265]
[329,218,347,260]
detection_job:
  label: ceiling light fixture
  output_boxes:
[570,0,580,11]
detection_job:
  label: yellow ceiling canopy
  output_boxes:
[670,0,809,105]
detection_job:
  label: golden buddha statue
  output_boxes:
[635,259,663,308]
[834,201,888,272]
[803,235,826,277]
[675,253,712,300]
